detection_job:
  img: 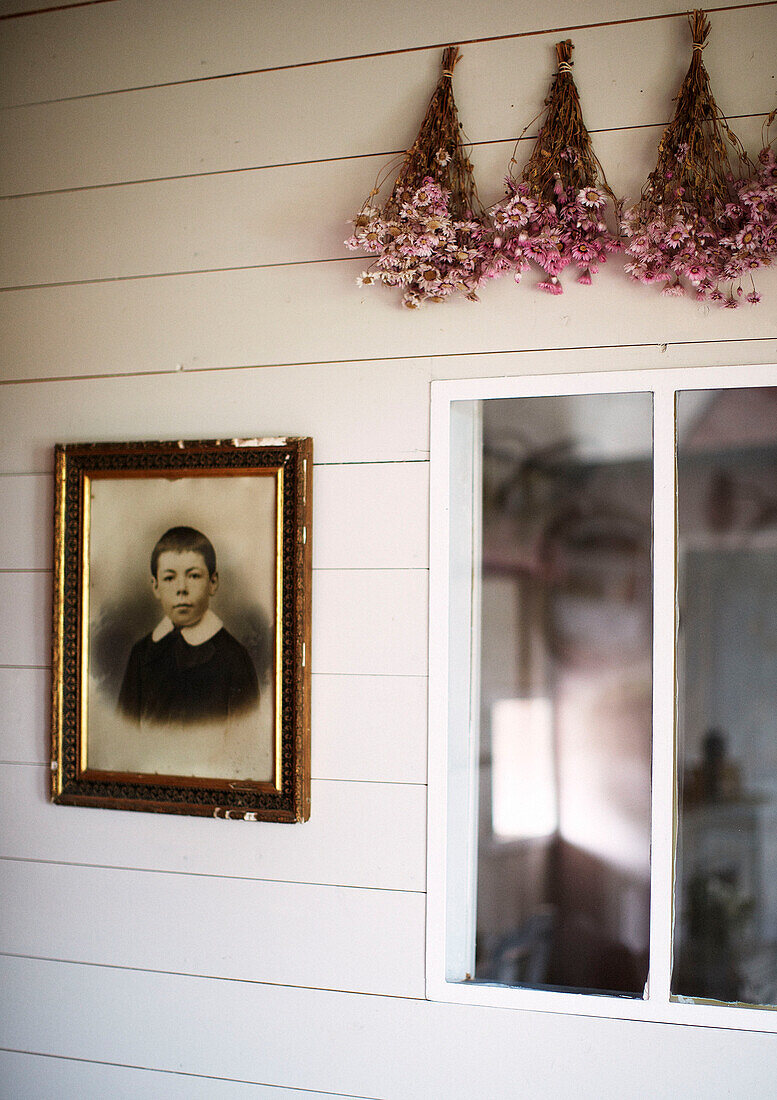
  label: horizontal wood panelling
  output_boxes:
[0,474,51,567]
[3,113,775,291]
[312,462,429,570]
[0,667,49,764]
[430,342,777,381]
[0,766,426,890]
[3,258,777,384]
[0,860,426,997]
[312,569,428,677]
[0,361,432,471]
[0,0,98,15]
[3,956,777,1098]
[0,667,428,784]
[0,0,765,108]
[311,674,427,783]
[0,571,50,665]
[0,1051,361,1100]
[3,1,777,1094]
[2,9,775,195]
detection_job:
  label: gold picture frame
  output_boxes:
[51,437,312,821]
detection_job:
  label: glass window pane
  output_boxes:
[473,392,653,995]
[674,386,777,1006]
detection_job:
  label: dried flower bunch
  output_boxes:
[345,46,496,308]
[622,10,771,306]
[488,40,620,294]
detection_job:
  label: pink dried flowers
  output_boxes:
[622,10,772,306]
[487,40,620,294]
[345,46,496,308]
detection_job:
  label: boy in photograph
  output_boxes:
[118,526,259,726]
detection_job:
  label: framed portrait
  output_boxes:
[51,437,312,821]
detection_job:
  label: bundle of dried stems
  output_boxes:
[345,47,496,308]
[623,9,772,304]
[488,39,620,293]
[383,44,481,221]
[521,39,615,207]
[639,10,747,218]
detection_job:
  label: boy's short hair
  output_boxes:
[150,526,217,577]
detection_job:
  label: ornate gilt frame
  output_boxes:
[51,437,312,821]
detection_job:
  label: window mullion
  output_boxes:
[647,380,678,1006]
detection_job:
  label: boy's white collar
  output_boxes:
[152,608,223,646]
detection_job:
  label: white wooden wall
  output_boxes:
[1,1,777,1096]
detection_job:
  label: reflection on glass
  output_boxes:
[474,393,653,995]
[674,386,777,1007]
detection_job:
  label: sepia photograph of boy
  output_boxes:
[118,525,260,726]
[83,473,277,783]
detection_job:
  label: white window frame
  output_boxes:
[426,362,777,1031]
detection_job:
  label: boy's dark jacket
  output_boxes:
[118,610,259,724]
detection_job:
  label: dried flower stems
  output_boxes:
[385,45,481,221]
[640,11,747,218]
[522,40,616,207]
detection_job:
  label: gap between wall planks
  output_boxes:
[0,1,115,18]
[0,1051,368,1100]
[0,1049,371,1100]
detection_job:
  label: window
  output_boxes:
[427,365,777,1030]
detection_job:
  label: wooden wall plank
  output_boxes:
[0,1051,362,1100]
[313,462,429,571]
[430,343,777,382]
[0,860,426,997]
[3,956,777,1099]
[313,569,428,677]
[0,0,763,107]
[0,474,51,567]
[0,766,427,890]
[0,147,481,285]
[0,666,428,783]
[3,258,777,384]
[0,0,95,14]
[0,361,432,471]
[0,668,49,764]
[2,10,775,195]
[311,674,427,783]
[0,572,50,665]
